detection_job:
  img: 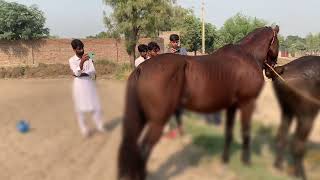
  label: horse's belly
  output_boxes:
[181,91,236,113]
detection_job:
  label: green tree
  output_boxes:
[179,16,201,55]
[278,34,288,51]
[168,5,193,31]
[178,15,217,55]
[288,37,306,56]
[279,35,306,56]
[103,0,175,63]
[0,0,49,40]
[87,31,109,39]
[204,22,218,54]
[305,33,320,55]
[216,13,267,48]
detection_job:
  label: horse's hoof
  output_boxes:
[241,157,251,166]
[273,161,283,170]
[243,160,251,166]
[222,154,230,164]
[118,175,131,180]
[294,170,307,180]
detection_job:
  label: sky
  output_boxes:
[6,0,320,38]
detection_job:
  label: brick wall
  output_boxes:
[0,38,164,66]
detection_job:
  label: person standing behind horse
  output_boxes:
[135,44,149,67]
[146,40,185,138]
[147,41,161,58]
[166,34,188,55]
[68,39,105,137]
[164,34,187,138]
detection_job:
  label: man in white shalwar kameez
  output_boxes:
[69,39,104,137]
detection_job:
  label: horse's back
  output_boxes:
[181,49,264,112]
[279,56,320,93]
[273,56,320,112]
[282,56,320,80]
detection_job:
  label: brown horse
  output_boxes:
[118,26,280,180]
[265,56,320,180]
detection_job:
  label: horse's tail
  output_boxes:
[118,68,146,180]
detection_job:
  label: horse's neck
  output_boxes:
[239,38,270,69]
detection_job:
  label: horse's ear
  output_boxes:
[273,25,279,34]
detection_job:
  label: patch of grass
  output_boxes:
[114,63,133,80]
[183,114,320,180]
[0,59,133,80]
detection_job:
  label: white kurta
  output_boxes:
[134,56,145,67]
[69,55,101,112]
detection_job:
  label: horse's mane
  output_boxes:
[238,26,271,45]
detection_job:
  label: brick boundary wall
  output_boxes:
[0,38,164,66]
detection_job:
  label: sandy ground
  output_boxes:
[0,79,319,180]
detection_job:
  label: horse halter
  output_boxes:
[270,29,277,46]
[264,28,277,68]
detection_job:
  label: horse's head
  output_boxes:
[264,25,280,69]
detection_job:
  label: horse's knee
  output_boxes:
[291,140,306,157]
[138,122,164,159]
[292,124,312,156]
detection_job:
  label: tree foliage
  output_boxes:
[305,33,320,54]
[177,15,217,54]
[216,13,267,48]
[102,2,319,58]
[103,0,175,62]
[0,0,49,40]
[280,33,320,56]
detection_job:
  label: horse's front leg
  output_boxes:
[222,105,236,163]
[240,100,255,165]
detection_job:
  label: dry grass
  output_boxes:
[0,60,133,80]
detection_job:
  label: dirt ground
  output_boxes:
[0,79,319,180]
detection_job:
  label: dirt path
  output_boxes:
[0,79,124,180]
[0,79,318,180]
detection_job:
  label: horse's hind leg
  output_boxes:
[240,100,255,165]
[222,105,237,163]
[291,113,316,180]
[274,109,293,170]
[174,108,184,135]
[138,120,166,163]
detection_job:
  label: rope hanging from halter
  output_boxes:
[264,63,320,106]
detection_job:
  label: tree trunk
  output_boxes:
[131,49,136,68]
[116,40,119,62]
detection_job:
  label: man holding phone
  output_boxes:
[68,39,105,137]
[163,34,187,138]
[166,34,188,55]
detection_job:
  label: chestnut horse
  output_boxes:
[118,26,280,180]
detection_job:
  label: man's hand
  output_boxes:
[170,48,177,53]
[79,54,89,70]
[81,54,89,62]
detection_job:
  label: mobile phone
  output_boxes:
[88,52,95,59]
